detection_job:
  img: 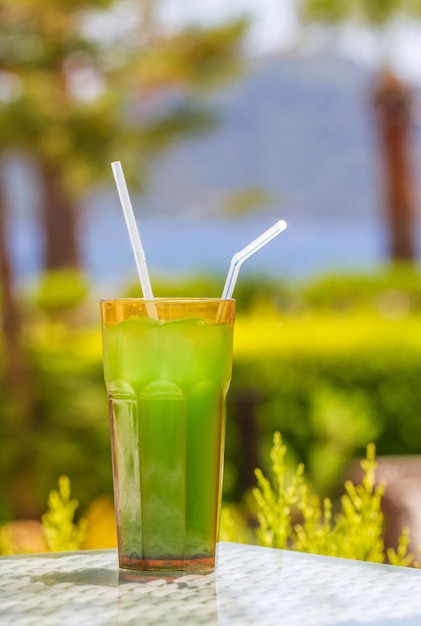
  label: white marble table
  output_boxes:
[1,542,421,625]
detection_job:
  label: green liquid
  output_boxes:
[103,317,234,570]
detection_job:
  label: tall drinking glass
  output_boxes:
[100,298,235,573]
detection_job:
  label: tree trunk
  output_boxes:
[372,69,417,262]
[0,175,24,388]
[0,169,38,519]
[39,161,80,271]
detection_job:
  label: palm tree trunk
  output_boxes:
[39,161,80,271]
[373,69,417,262]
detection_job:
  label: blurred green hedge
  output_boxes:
[227,310,421,500]
[2,264,421,521]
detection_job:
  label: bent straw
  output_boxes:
[111,161,157,318]
[221,220,288,300]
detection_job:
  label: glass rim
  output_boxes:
[100,297,236,304]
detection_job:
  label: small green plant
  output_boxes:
[253,432,419,566]
[387,527,419,568]
[42,476,87,552]
[253,433,305,550]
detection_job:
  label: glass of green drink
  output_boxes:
[100,298,235,573]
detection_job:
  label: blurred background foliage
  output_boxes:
[3,266,421,534]
[1,0,421,555]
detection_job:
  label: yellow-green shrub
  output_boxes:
[223,432,419,567]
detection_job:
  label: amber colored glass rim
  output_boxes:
[100,298,235,325]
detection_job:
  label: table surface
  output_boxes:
[1,542,421,625]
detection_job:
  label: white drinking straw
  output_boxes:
[111,161,157,319]
[221,220,288,300]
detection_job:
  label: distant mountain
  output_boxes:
[133,53,388,219]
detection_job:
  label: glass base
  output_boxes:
[118,554,215,576]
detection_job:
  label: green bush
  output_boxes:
[124,263,421,315]
[29,269,90,315]
[227,309,421,500]
[300,264,421,313]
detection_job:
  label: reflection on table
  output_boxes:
[1,542,421,625]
